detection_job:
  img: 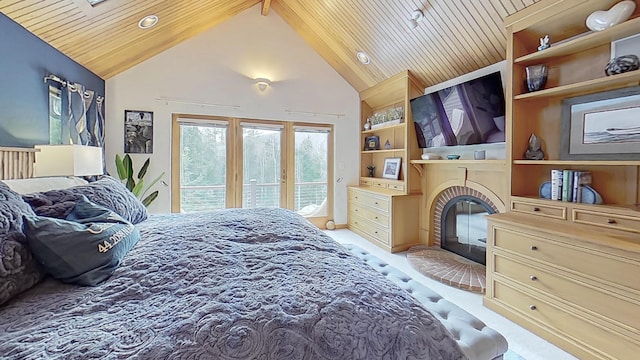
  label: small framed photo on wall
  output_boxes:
[124,110,153,154]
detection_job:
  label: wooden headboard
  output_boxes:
[0,146,37,180]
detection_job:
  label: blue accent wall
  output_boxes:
[0,12,105,147]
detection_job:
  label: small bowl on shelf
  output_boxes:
[446,154,461,160]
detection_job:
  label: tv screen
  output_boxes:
[410,71,506,148]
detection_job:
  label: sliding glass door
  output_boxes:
[172,116,333,227]
[240,122,284,208]
[175,118,229,212]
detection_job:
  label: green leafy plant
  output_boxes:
[115,154,164,207]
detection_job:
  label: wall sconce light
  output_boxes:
[255,78,271,91]
[409,9,425,29]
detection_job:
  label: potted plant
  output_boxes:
[115,154,164,207]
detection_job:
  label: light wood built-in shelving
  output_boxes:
[514,69,640,100]
[486,1,640,359]
[513,160,640,166]
[411,160,506,165]
[514,16,640,64]
[361,123,405,134]
[361,149,404,154]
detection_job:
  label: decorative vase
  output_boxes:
[525,64,548,92]
[364,118,372,131]
[586,0,636,31]
[605,54,640,76]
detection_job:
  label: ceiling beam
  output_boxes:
[261,0,271,16]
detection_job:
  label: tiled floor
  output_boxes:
[406,245,486,293]
[324,229,578,360]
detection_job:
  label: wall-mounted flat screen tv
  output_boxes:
[410,71,506,148]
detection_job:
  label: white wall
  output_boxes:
[104,4,360,224]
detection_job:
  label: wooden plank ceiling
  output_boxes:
[2,0,542,91]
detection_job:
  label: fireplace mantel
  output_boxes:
[415,161,508,246]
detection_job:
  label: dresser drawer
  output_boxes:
[492,227,640,290]
[348,190,390,212]
[573,209,640,234]
[349,214,390,246]
[493,281,640,359]
[350,205,389,228]
[493,253,640,334]
[372,180,387,189]
[388,183,405,192]
[511,200,566,220]
[359,177,373,186]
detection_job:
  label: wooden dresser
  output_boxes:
[348,186,420,252]
[485,211,640,360]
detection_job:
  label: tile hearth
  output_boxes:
[406,246,486,293]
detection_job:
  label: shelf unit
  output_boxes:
[484,1,640,359]
[358,70,424,194]
[507,0,640,208]
[348,71,425,253]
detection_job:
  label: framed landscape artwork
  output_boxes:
[560,86,640,160]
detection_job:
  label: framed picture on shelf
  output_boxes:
[364,135,380,151]
[382,157,401,180]
[560,86,640,160]
[124,110,153,154]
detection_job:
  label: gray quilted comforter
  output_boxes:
[0,208,466,359]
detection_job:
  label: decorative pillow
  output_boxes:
[0,183,44,306]
[23,175,148,224]
[24,196,140,286]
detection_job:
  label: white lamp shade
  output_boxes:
[34,145,104,177]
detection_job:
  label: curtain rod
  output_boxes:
[44,74,102,100]
[285,110,345,119]
[43,74,68,87]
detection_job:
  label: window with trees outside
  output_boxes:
[172,115,333,227]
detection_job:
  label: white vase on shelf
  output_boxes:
[586,0,636,31]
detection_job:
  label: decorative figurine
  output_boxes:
[538,35,550,51]
[384,139,391,149]
[364,117,372,131]
[367,165,375,177]
[525,133,545,160]
[605,54,639,76]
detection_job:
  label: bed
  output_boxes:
[0,147,506,359]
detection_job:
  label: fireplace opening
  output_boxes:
[441,195,495,265]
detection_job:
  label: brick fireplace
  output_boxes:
[408,162,507,292]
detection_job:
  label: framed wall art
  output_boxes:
[560,86,640,160]
[364,135,380,151]
[124,110,153,154]
[382,157,402,180]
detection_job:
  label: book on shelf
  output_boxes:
[551,169,592,202]
[573,171,592,203]
[551,169,562,200]
[562,170,573,202]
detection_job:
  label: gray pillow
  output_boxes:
[24,196,140,286]
[0,183,44,306]
[23,176,148,224]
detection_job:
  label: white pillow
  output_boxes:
[2,176,89,194]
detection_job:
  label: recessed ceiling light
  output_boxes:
[356,51,371,65]
[138,15,159,29]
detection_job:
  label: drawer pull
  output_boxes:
[529,275,538,281]
[607,219,617,224]
[532,207,540,212]
[529,305,537,311]
[374,216,379,220]
[374,202,379,205]
[530,245,538,251]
